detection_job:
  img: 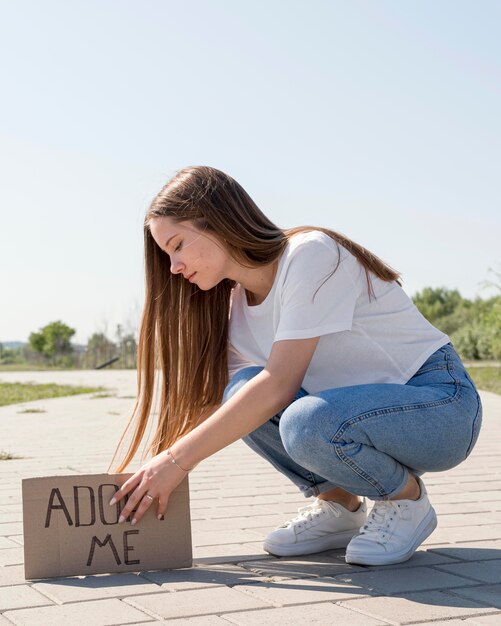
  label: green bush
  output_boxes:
[413,287,501,361]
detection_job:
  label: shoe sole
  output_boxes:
[263,529,359,557]
[345,507,438,566]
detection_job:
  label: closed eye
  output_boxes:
[174,241,183,252]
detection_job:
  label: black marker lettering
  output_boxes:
[86,534,121,567]
[45,488,73,528]
[123,530,140,565]
[98,484,120,525]
[74,486,96,527]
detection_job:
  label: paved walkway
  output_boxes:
[0,370,500,625]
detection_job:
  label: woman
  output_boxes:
[110,165,482,566]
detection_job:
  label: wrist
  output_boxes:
[165,446,195,473]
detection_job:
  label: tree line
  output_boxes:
[412,286,501,361]
[1,284,500,368]
[0,323,137,369]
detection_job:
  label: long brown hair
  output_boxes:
[112,166,401,471]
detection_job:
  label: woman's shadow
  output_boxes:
[39,545,501,617]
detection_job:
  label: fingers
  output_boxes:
[118,486,151,524]
[109,472,142,506]
[156,496,169,521]
[129,492,156,526]
[116,491,170,525]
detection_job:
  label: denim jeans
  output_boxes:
[223,343,482,501]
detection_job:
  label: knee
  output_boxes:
[279,396,324,465]
[223,366,264,403]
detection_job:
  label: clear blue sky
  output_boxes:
[1,0,500,344]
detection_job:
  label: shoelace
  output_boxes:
[359,501,409,543]
[281,499,342,529]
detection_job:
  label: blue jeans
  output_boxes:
[223,343,482,501]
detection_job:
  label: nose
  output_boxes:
[170,256,185,275]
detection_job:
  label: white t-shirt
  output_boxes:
[228,231,449,393]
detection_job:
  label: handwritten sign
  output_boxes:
[22,473,192,579]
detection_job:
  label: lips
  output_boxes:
[187,272,197,282]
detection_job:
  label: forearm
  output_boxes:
[170,369,293,470]
[193,405,220,427]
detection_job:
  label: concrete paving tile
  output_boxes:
[448,584,501,609]
[462,614,501,624]
[205,495,293,507]
[427,484,468,494]
[333,566,480,595]
[0,566,26,587]
[188,489,220,500]
[394,613,501,626]
[435,514,500,528]
[338,591,493,624]
[458,492,501,502]
[3,598,154,625]
[0,506,22,515]
[428,542,501,561]
[193,529,264,546]
[0,512,22,523]
[190,500,231,510]
[480,501,501,513]
[104,622,156,625]
[423,524,501,545]
[433,560,501,584]
[459,481,501,490]
[0,538,18,549]
[237,556,363,579]
[239,526,275,539]
[434,502,495,515]
[222,602,388,625]
[366,550,459,570]
[32,573,165,603]
[0,524,22,536]
[234,576,373,606]
[140,563,266,590]
[6,536,23,547]
[193,541,268,561]
[447,466,499,476]
[0,489,21,498]
[428,492,499,505]
[164,617,232,625]
[124,586,273,619]
[218,487,297,498]
[0,585,53,611]
[480,512,501,522]
[191,505,270,520]
[191,514,288,532]
[0,548,23,567]
[319,549,457,571]
[194,554,275,567]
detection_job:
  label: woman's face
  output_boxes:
[149,216,235,290]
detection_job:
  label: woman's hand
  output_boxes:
[110,450,187,525]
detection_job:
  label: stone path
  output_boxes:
[0,370,500,625]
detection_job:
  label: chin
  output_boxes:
[196,278,222,291]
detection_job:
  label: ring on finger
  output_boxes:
[144,493,155,501]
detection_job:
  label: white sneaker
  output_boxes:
[345,477,437,566]
[263,498,367,557]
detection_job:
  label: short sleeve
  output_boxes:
[274,237,361,341]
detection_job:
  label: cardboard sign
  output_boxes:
[22,473,192,580]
